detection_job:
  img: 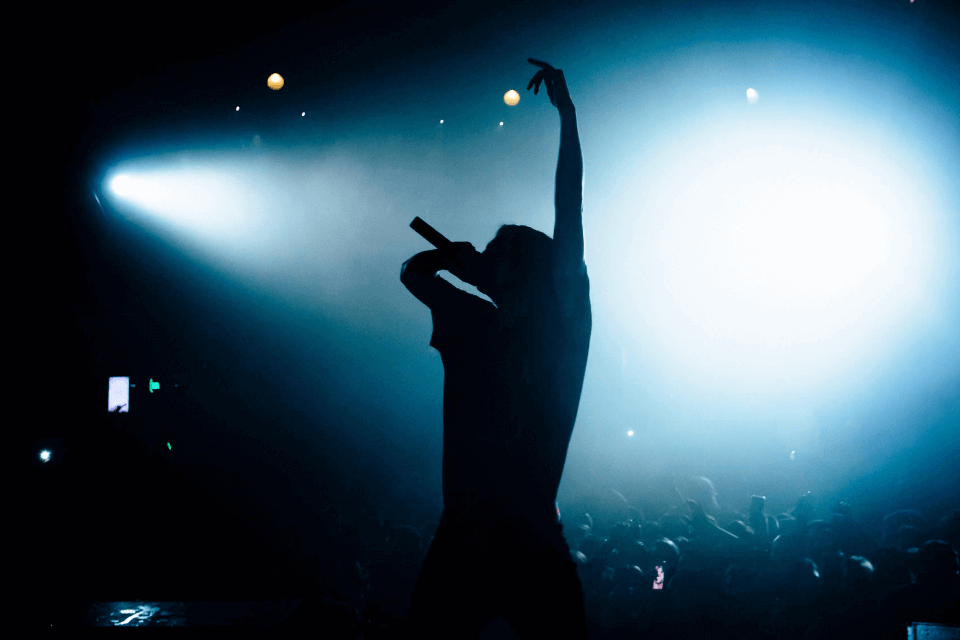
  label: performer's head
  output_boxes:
[478,224,553,310]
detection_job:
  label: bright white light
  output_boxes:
[604,117,934,398]
[656,143,895,341]
[746,88,759,104]
[101,149,389,299]
[103,166,263,242]
[39,449,51,462]
[110,175,133,197]
[236,106,239,111]
[627,430,634,437]
[440,119,444,124]
[499,122,504,126]
[301,112,305,116]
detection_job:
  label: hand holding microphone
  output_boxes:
[410,217,487,287]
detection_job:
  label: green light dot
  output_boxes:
[167,442,172,450]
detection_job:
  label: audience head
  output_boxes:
[599,488,632,529]
[937,510,960,551]
[617,539,649,570]
[915,539,959,583]
[578,534,605,559]
[882,509,928,546]
[791,491,816,523]
[818,548,847,590]
[651,538,680,573]
[896,525,924,551]
[611,565,646,598]
[788,557,823,596]
[691,477,721,517]
[842,556,875,593]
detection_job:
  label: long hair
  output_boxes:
[490,224,554,298]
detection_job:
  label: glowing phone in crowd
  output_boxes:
[108,376,129,413]
[653,565,664,589]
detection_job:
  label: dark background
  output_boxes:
[21,0,960,606]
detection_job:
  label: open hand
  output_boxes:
[527,58,573,110]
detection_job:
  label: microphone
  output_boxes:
[410,217,454,254]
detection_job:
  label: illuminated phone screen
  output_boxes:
[653,565,664,589]
[108,377,130,413]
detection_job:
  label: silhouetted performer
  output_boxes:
[402,59,591,638]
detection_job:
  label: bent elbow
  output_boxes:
[400,258,414,283]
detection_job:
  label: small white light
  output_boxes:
[236,106,240,111]
[440,119,444,124]
[790,450,796,460]
[746,88,759,104]
[40,449,51,462]
[301,112,305,116]
[499,121,504,126]
[627,430,634,437]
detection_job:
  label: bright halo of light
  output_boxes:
[746,88,759,104]
[110,175,133,197]
[40,449,51,462]
[604,116,935,398]
[267,73,284,90]
[101,160,273,252]
[504,90,520,106]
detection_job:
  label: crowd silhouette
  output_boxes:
[287,483,959,639]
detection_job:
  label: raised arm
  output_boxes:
[555,102,584,270]
[527,59,586,305]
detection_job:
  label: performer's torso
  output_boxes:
[430,272,591,508]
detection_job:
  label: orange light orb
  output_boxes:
[504,90,520,106]
[268,73,284,90]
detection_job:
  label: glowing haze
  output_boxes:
[94,2,960,511]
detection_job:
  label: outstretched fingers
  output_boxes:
[528,58,555,70]
[527,70,545,93]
